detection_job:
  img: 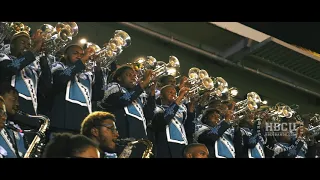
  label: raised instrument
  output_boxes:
[83,30,131,72]
[38,22,78,56]
[233,92,262,118]
[153,56,180,78]
[16,111,50,158]
[116,138,153,158]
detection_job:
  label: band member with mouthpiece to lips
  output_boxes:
[0,88,27,158]
[42,132,100,158]
[196,108,235,158]
[49,44,105,134]
[152,85,196,158]
[97,65,156,158]
[0,28,52,119]
[80,111,120,158]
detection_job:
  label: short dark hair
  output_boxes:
[160,85,176,96]
[59,44,83,64]
[201,108,221,124]
[112,65,134,83]
[183,143,206,157]
[42,133,98,158]
[159,75,175,85]
[0,82,18,96]
[80,111,116,138]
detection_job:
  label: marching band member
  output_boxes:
[80,111,119,158]
[152,85,196,158]
[0,84,27,158]
[233,111,265,158]
[0,29,51,117]
[49,44,104,134]
[98,65,156,158]
[183,143,209,158]
[42,132,100,158]
[196,108,235,158]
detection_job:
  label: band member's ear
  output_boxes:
[91,128,99,137]
[117,76,122,82]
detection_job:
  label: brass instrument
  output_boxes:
[310,113,320,126]
[209,77,229,97]
[83,30,131,73]
[39,22,78,56]
[268,103,295,120]
[233,92,262,118]
[220,87,238,102]
[153,56,180,78]
[132,56,157,78]
[16,111,50,158]
[116,138,153,158]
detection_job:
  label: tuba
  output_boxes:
[116,138,153,158]
[16,111,50,158]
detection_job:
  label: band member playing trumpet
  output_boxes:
[152,85,196,158]
[80,111,120,158]
[50,44,104,134]
[196,108,235,158]
[0,28,52,124]
[233,111,265,158]
[0,84,27,158]
[98,65,156,158]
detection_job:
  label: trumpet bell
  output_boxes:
[229,87,238,97]
[199,70,209,80]
[202,77,214,90]
[247,100,258,111]
[168,56,180,68]
[39,24,55,41]
[146,56,157,67]
[247,92,261,104]
[166,67,179,77]
[84,42,101,56]
[114,30,131,48]
[64,22,78,37]
[155,61,166,69]
[188,67,200,80]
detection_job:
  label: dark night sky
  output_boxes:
[240,22,320,53]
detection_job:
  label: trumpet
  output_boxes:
[83,30,131,72]
[220,87,238,102]
[153,56,180,78]
[82,42,101,73]
[233,92,262,117]
[132,56,157,78]
[187,67,209,84]
[38,22,78,56]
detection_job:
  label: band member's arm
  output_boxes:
[233,126,245,157]
[184,103,196,141]
[152,103,180,129]
[52,60,85,90]
[38,56,53,99]
[277,138,307,158]
[143,95,156,124]
[92,65,104,101]
[100,83,145,108]
[198,120,231,145]
[0,51,36,77]
[247,120,264,149]
[110,61,117,74]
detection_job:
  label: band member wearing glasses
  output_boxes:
[0,85,27,158]
[42,132,100,158]
[49,44,104,134]
[98,65,156,158]
[80,111,119,158]
[152,85,196,158]
[195,108,235,158]
[183,143,209,158]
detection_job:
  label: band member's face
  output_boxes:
[161,86,177,103]
[74,146,100,158]
[216,104,229,115]
[0,101,7,130]
[206,112,220,126]
[164,76,176,86]
[118,68,137,89]
[96,119,119,153]
[10,35,31,57]
[186,145,209,158]
[2,91,19,116]
[66,46,84,63]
